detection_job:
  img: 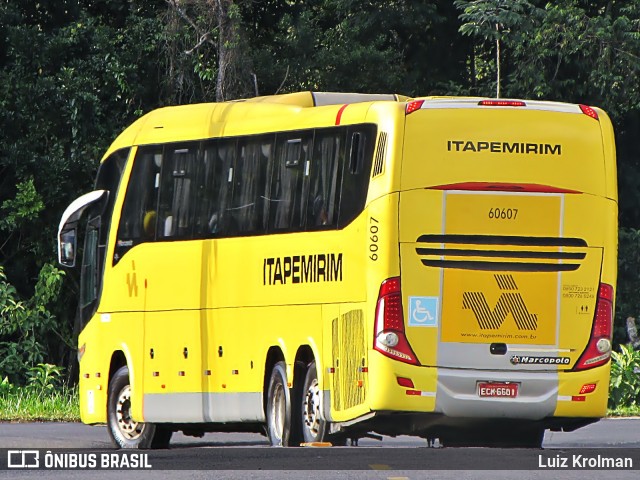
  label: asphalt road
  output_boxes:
[0,419,638,479]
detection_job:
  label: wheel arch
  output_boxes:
[107,349,143,421]
[293,345,315,389]
[108,350,128,383]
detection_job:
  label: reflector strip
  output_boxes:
[559,395,588,402]
[405,390,436,397]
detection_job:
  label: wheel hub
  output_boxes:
[303,378,322,437]
[115,385,145,440]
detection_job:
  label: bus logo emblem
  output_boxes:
[462,274,538,330]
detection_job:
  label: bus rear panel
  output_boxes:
[366,99,616,444]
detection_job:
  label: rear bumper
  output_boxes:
[367,352,609,420]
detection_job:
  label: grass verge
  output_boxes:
[607,405,640,417]
[0,387,80,422]
[1,387,639,422]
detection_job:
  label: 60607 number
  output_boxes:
[488,208,518,220]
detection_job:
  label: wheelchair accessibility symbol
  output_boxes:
[408,296,439,327]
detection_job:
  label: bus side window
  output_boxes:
[268,133,311,231]
[157,145,197,240]
[114,147,162,264]
[215,140,236,235]
[228,135,272,235]
[193,142,222,237]
[307,130,345,229]
[338,125,376,227]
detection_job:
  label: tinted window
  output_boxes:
[268,132,312,231]
[114,147,161,263]
[111,124,376,255]
[193,142,225,237]
[80,220,99,308]
[338,125,376,227]
[157,145,198,239]
[214,139,236,235]
[228,136,273,234]
[307,129,345,229]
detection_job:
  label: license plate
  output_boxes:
[477,382,519,398]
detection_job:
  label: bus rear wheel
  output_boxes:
[301,361,328,443]
[107,366,172,449]
[299,361,347,446]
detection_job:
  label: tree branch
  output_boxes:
[274,65,289,95]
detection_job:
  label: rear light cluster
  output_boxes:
[574,283,614,370]
[405,100,425,115]
[373,277,419,365]
[579,104,599,120]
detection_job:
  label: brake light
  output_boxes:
[574,283,613,370]
[405,100,425,115]
[373,277,419,365]
[478,100,527,107]
[579,104,599,120]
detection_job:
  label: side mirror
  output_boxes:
[57,190,109,268]
[59,228,78,267]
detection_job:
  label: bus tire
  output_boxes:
[107,366,172,449]
[266,361,295,446]
[301,361,328,443]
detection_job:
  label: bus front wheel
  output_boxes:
[107,366,172,449]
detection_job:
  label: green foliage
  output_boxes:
[456,0,538,41]
[0,264,67,385]
[26,363,65,395]
[0,179,44,233]
[615,228,640,345]
[609,344,640,409]
[0,0,640,414]
[0,376,14,396]
[0,365,78,422]
[0,381,79,422]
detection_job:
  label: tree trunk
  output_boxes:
[215,0,233,102]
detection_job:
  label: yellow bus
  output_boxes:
[58,92,617,449]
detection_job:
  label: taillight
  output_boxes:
[405,100,425,115]
[478,100,527,107]
[579,104,599,120]
[574,283,613,370]
[373,277,419,365]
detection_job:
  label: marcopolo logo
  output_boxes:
[511,355,570,365]
[462,274,538,331]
